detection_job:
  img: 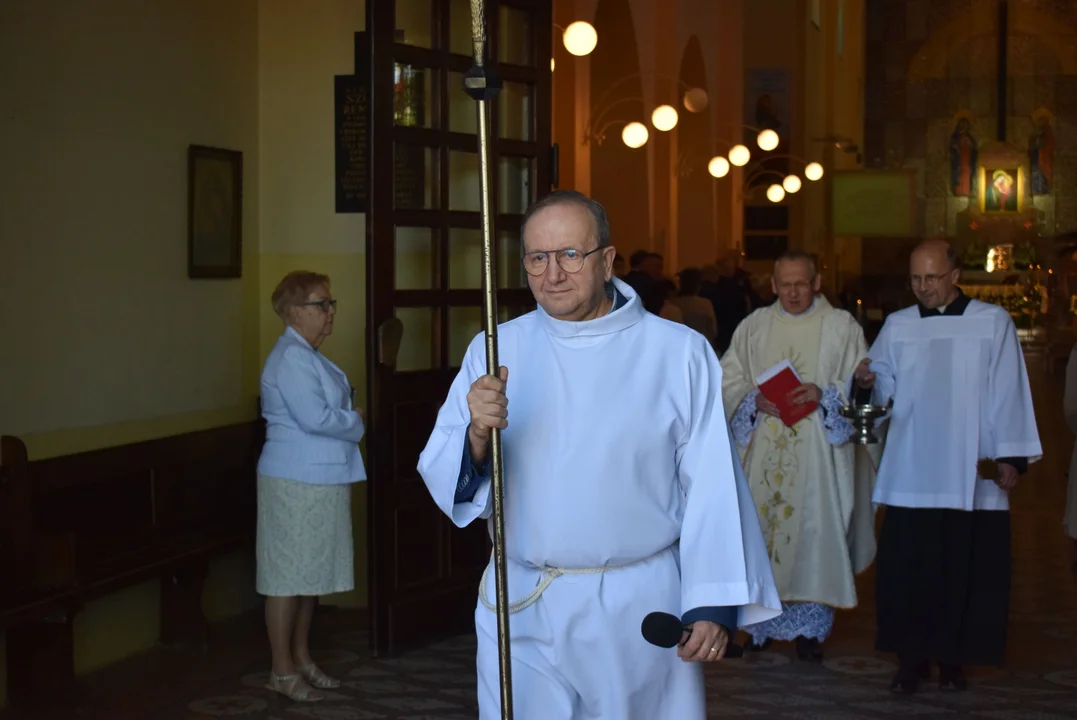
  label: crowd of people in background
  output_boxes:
[616,249,774,354]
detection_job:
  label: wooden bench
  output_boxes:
[0,419,265,709]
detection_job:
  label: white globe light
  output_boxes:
[756,129,780,152]
[562,21,597,57]
[728,144,751,167]
[707,156,730,178]
[683,88,709,113]
[766,184,786,203]
[804,162,825,181]
[622,121,649,149]
[782,174,802,194]
[550,57,555,72]
[651,105,678,132]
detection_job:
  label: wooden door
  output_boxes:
[366,0,552,655]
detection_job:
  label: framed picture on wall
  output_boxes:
[981,167,1021,214]
[188,144,243,279]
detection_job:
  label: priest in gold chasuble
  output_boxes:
[721,251,878,662]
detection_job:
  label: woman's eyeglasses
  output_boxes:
[300,299,338,312]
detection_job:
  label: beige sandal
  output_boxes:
[298,663,341,689]
[265,672,324,702]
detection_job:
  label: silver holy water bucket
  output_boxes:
[838,403,889,445]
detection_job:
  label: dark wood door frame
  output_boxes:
[365,0,552,657]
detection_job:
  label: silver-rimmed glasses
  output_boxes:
[521,247,603,276]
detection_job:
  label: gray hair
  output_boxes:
[521,190,611,248]
[774,250,817,278]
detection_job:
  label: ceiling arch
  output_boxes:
[908,5,1077,81]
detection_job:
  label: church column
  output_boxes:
[713,0,745,256]
[651,0,678,268]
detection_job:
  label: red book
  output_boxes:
[754,360,817,428]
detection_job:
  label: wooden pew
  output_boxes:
[0,419,265,709]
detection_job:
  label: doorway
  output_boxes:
[365,0,552,655]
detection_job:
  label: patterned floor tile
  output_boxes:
[971,711,1077,720]
[731,693,837,708]
[850,699,958,714]
[824,656,899,676]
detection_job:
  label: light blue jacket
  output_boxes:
[257,327,367,485]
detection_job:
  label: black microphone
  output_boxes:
[641,611,744,658]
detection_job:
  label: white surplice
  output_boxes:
[1063,344,1077,539]
[721,297,878,611]
[863,299,1042,511]
[417,278,781,720]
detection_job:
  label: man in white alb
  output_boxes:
[722,251,877,662]
[853,240,1041,694]
[417,190,781,719]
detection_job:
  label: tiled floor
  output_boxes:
[7,353,1077,719]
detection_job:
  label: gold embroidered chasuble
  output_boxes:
[720,297,878,609]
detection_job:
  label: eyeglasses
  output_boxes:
[909,274,951,287]
[521,247,603,276]
[777,281,813,292]
[300,299,337,312]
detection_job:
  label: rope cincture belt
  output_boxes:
[477,552,660,615]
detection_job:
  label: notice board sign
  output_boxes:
[334,32,370,214]
[830,169,917,237]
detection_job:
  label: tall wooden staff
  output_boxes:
[463,0,513,717]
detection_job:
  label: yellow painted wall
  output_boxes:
[0,0,260,708]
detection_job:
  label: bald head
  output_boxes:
[910,240,960,309]
[911,240,959,271]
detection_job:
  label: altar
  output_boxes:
[958,281,1049,344]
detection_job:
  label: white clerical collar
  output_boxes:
[777,297,817,316]
[536,277,646,338]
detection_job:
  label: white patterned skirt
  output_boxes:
[255,474,354,597]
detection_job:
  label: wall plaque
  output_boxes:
[335,32,370,213]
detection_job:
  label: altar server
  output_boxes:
[418,190,781,719]
[722,251,877,661]
[853,240,1041,694]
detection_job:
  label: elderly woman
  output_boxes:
[257,271,366,702]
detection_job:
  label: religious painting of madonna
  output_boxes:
[983,168,1020,214]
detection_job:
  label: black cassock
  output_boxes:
[861,291,1026,668]
[875,506,1012,666]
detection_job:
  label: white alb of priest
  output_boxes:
[417,191,781,720]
